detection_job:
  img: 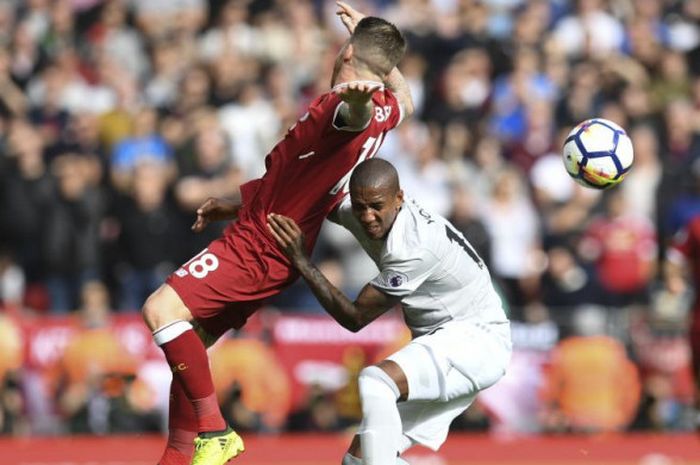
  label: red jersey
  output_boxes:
[231,86,402,256]
[167,86,403,324]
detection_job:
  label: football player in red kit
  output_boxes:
[141,3,413,465]
[665,214,700,426]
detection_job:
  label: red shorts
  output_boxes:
[166,225,296,338]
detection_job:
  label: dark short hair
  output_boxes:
[350,158,400,193]
[350,17,407,76]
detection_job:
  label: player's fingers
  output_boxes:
[275,215,300,238]
[357,83,380,94]
[191,216,205,232]
[268,215,294,244]
[266,223,285,246]
[337,1,357,16]
[198,198,215,213]
[289,219,303,235]
[266,219,291,246]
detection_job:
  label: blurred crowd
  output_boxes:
[1,0,700,438]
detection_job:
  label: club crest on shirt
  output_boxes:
[386,271,408,288]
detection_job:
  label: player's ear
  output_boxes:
[344,43,354,62]
[396,189,404,208]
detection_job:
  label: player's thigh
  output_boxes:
[421,320,512,394]
[386,321,510,403]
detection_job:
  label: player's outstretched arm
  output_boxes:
[385,66,414,120]
[191,196,241,233]
[267,213,400,331]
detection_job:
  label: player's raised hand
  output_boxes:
[334,81,382,105]
[191,197,240,233]
[336,1,365,34]
[267,213,306,264]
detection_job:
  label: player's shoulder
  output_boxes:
[385,201,440,259]
[306,91,342,115]
[401,198,445,236]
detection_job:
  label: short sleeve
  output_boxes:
[383,88,404,129]
[371,249,439,297]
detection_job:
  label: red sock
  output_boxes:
[160,329,226,432]
[159,447,191,465]
[158,379,196,465]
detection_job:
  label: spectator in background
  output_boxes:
[43,153,106,312]
[552,0,624,59]
[218,81,280,179]
[173,113,241,214]
[540,243,600,315]
[110,107,175,193]
[578,188,657,311]
[480,167,542,315]
[0,120,54,284]
[85,0,148,83]
[389,122,452,217]
[113,162,186,311]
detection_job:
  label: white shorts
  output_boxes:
[386,320,512,451]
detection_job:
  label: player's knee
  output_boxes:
[358,365,400,405]
[141,291,163,330]
[142,285,191,331]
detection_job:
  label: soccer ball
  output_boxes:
[562,118,634,190]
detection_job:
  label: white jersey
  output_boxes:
[333,196,508,336]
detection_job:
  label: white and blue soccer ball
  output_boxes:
[562,118,634,190]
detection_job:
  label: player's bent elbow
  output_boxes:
[342,316,367,333]
[342,320,363,333]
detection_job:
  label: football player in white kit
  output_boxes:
[267,158,511,465]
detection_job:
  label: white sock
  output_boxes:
[358,366,402,465]
[152,320,193,346]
